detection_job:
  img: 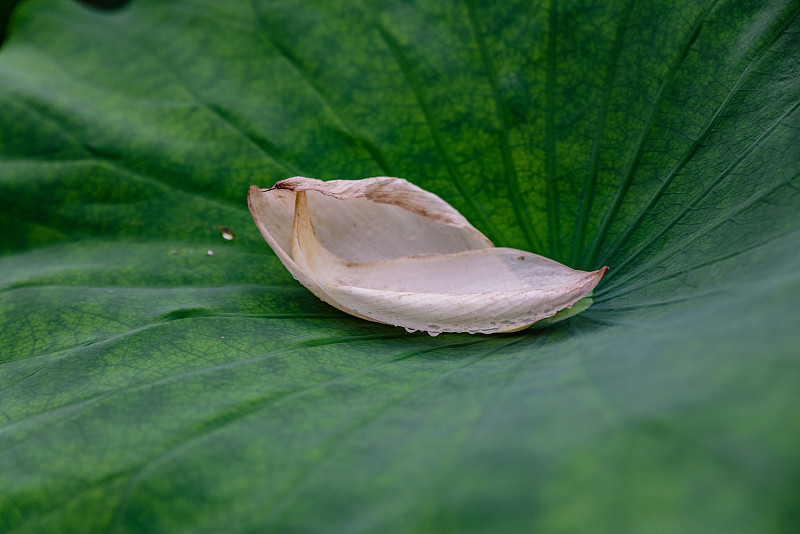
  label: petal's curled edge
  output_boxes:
[247,185,343,314]
[251,177,492,263]
[249,177,608,334]
[274,176,487,234]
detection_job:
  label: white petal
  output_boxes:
[249,177,608,334]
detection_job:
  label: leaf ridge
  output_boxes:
[373,20,505,246]
[571,0,636,266]
[595,225,800,302]
[71,156,248,214]
[465,0,541,252]
[597,198,800,302]
[0,325,402,425]
[598,98,800,296]
[458,336,544,433]
[362,335,534,528]
[583,1,717,267]
[133,35,302,177]
[107,337,495,530]
[546,0,560,258]
[263,337,519,528]
[204,104,302,176]
[249,0,397,177]
[596,2,800,268]
[5,95,93,159]
[592,289,724,310]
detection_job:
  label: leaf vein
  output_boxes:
[598,98,800,295]
[596,2,800,267]
[583,1,718,267]
[572,0,635,265]
[106,336,495,530]
[545,0,560,257]
[465,0,541,252]
[374,19,504,245]
[249,0,396,177]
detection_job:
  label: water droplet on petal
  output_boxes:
[207,249,216,256]
[404,327,417,333]
[221,228,235,241]
[427,331,440,337]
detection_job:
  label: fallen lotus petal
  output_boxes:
[248,177,608,335]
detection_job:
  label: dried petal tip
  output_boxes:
[248,177,608,334]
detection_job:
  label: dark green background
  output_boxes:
[1,0,799,532]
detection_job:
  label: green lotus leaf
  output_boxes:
[1,0,799,532]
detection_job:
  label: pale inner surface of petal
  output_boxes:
[247,185,492,263]
[291,190,606,334]
[249,187,295,255]
[309,193,491,262]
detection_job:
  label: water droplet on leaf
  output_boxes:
[221,228,235,241]
[207,249,216,256]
